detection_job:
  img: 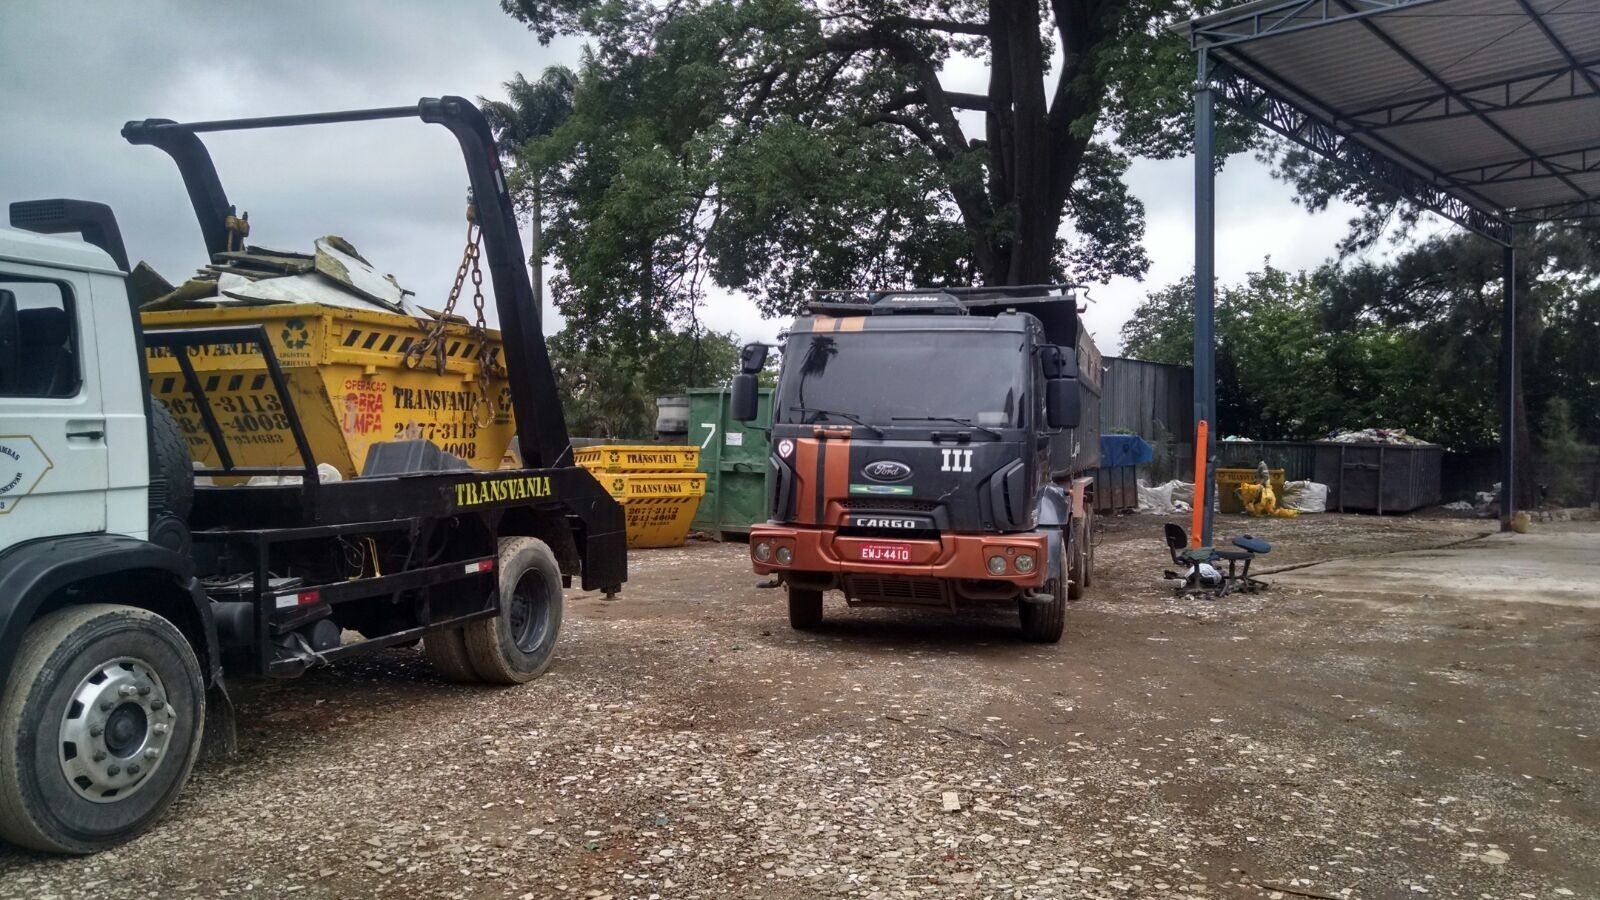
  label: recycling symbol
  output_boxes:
[611,477,626,494]
[608,450,621,464]
[281,318,311,350]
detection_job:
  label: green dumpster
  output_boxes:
[688,387,772,539]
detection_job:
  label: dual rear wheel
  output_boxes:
[425,537,565,684]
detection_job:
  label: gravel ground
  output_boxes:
[2,513,1596,900]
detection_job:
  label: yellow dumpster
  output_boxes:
[600,472,707,549]
[575,444,700,473]
[143,303,513,477]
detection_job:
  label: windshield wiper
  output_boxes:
[890,415,1003,439]
[788,405,883,438]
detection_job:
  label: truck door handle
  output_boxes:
[67,420,106,442]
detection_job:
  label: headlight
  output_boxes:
[1014,553,1035,574]
[775,547,793,565]
[987,555,1008,575]
[754,542,772,562]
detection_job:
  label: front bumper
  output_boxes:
[750,524,1049,588]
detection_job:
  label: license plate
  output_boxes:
[858,542,912,563]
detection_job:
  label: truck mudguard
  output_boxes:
[0,534,219,687]
[1033,483,1072,581]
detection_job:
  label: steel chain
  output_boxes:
[402,218,504,429]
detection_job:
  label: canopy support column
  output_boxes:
[1194,51,1218,547]
[1500,243,1517,531]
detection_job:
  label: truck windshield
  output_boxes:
[776,329,1029,429]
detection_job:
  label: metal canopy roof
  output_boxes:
[1187,0,1600,244]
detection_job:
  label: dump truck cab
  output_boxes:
[736,286,1100,642]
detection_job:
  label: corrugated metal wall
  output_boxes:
[1100,357,1194,481]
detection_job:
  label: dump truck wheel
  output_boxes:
[0,604,204,854]
[423,629,480,683]
[1067,517,1089,601]
[1019,572,1067,643]
[462,538,565,684]
[147,402,193,520]
[1081,506,1095,589]
[787,587,824,630]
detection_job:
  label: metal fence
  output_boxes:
[1100,357,1194,482]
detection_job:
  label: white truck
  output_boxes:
[0,99,628,854]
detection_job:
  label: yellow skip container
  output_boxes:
[575,444,700,473]
[143,303,513,477]
[599,472,707,549]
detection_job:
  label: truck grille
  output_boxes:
[843,575,950,608]
[841,499,940,513]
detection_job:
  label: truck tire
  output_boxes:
[0,604,205,854]
[147,401,193,520]
[461,538,565,684]
[423,628,480,683]
[788,587,824,630]
[1081,505,1095,589]
[1067,516,1089,601]
[1019,576,1067,643]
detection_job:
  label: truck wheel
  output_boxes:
[1067,517,1089,601]
[0,604,205,854]
[1081,506,1095,589]
[1019,577,1066,643]
[423,629,480,683]
[147,401,193,520]
[462,538,565,684]
[788,587,824,630]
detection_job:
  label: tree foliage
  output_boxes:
[550,325,743,439]
[1122,232,1600,468]
[500,0,1245,345]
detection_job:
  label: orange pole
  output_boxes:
[1191,419,1208,548]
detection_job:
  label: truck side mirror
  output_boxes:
[730,373,759,422]
[0,290,19,394]
[1046,377,1080,430]
[738,342,768,375]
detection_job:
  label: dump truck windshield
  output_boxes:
[776,329,1029,429]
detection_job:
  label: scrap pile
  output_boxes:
[133,236,423,316]
[1326,427,1430,445]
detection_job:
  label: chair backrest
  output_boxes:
[1163,523,1188,561]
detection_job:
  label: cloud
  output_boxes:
[1,1,1413,361]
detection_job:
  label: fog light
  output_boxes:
[986,555,1008,575]
[775,546,793,565]
[754,542,773,562]
[1014,553,1035,574]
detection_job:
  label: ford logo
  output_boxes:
[863,460,912,483]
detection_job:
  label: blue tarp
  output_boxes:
[1100,433,1154,468]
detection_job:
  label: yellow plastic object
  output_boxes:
[1236,481,1298,518]
[1216,467,1287,514]
[142,303,512,478]
[600,472,707,549]
[575,444,701,473]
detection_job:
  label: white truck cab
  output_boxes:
[0,226,148,547]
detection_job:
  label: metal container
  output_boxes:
[688,387,773,539]
[1316,442,1442,513]
[596,472,707,548]
[144,302,512,478]
[1217,439,1442,513]
[655,394,689,439]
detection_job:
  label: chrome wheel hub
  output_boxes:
[58,657,175,803]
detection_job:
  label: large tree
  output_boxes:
[501,0,1237,342]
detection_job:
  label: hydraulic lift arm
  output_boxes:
[120,97,572,469]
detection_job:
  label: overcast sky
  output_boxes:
[0,1,1443,355]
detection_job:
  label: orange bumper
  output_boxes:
[750,524,1048,588]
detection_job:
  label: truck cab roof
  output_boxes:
[0,225,123,276]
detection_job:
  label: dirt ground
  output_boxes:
[2,513,1597,900]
